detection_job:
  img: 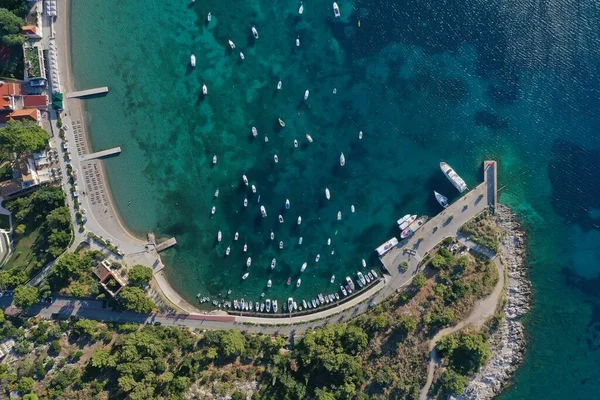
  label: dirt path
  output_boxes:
[419,254,504,400]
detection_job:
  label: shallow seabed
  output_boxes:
[71,0,600,397]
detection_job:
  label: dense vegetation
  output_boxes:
[0,1,27,78]
[0,187,72,288]
[459,211,502,253]
[0,120,50,158]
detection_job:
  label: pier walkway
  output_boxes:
[80,147,121,162]
[66,86,109,98]
[156,238,177,252]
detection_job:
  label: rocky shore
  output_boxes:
[456,204,532,400]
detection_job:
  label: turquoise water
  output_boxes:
[71,0,600,397]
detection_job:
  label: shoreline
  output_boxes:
[456,204,532,399]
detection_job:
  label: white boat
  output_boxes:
[252,184,257,193]
[243,198,248,207]
[288,297,294,312]
[242,272,249,280]
[333,88,337,94]
[274,154,279,163]
[285,199,290,209]
[266,299,271,312]
[306,133,313,142]
[351,205,355,213]
[252,126,258,137]
[335,293,340,300]
[297,216,302,225]
[361,259,366,268]
[272,300,278,312]
[202,84,207,95]
[296,278,301,287]
[207,12,211,22]
[345,276,355,290]
[267,279,272,287]
[337,211,342,220]
[319,294,326,304]
[327,238,331,246]
[312,299,317,307]
[376,237,398,256]
[252,26,258,39]
[299,2,304,14]
[260,303,265,312]
[304,90,310,100]
[298,236,303,245]
[296,36,300,46]
[277,80,282,90]
[190,54,196,67]
[243,174,249,185]
[234,231,239,240]
[330,275,335,283]
[293,301,298,310]
[264,136,269,143]
[279,241,284,249]
[270,231,274,240]
[294,139,298,147]
[434,191,449,208]
[440,162,467,193]
[368,272,374,280]
[278,215,284,223]
[340,285,347,296]
[249,302,253,311]
[260,205,267,217]
[365,275,371,283]
[225,246,230,256]
[212,154,217,164]
[217,231,222,241]
[271,258,276,269]
[300,262,307,272]
[303,299,308,308]
[357,271,366,286]
[243,243,248,252]
[340,152,345,166]
[279,118,286,127]
[240,298,245,309]
[239,52,245,60]
[359,130,363,139]
[401,216,428,239]
[214,189,219,197]
[246,257,252,267]
[315,254,320,262]
[371,269,378,278]
[397,214,417,230]
[228,40,236,49]
[211,206,216,215]
[325,187,331,200]
[333,2,340,17]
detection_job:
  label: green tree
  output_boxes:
[23,394,39,400]
[74,319,99,337]
[17,376,34,393]
[0,8,25,45]
[413,273,427,289]
[127,265,153,287]
[440,369,468,395]
[220,329,246,358]
[14,224,26,235]
[47,229,71,257]
[2,33,24,45]
[430,254,448,270]
[397,314,417,335]
[90,348,116,369]
[0,120,49,157]
[13,285,39,309]
[119,287,155,313]
[46,207,71,230]
[52,252,83,280]
[450,334,491,374]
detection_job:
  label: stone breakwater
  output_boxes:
[455,204,532,400]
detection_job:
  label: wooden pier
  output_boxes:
[66,86,109,98]
[156,238,177,252]
[80,147,121,162]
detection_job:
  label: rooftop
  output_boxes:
[8,109,39,122]
[23,95,48,108]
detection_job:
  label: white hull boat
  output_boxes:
[401,216,428,239]
[297,278,301,287]
[340,152,345,166]
[252,184,257,193]
[371,269,378,278]
[190,54,196,67]
[214,189,219,197]
[299,236,303,245]
[212,154,217,164]
[234,232,239,240]
[285,199,290,209]
[266,299,271,312]
[246,257,252,267]
[297,216,302,225]
[270,231,274,240]
[300,262,307,272]
[243,243,247,252]
[252,126,258,137]
[279,118,286,127]
[299,3,304,14]
[243,174,249,185]
[267,279,272,288]
[279,241,284,249]
[337,211,342,220]
[434,190,449,208]
[296,36,300,47]
[376,237,398,256]
[294,139,298,147]
[304,90,309,100]
[239,52,245,60]
[272,300,278,313]
[306,133,313,142]
[211,206,216,215]
[325,188,331,200]
[351,205,355,213]
[362,259,366,268]
[242,272,249,280]
[225,246,230,256]
[279,215,284,223]
[228,40,236,49]
[440,162,467,192]
[340,286,347,296]
[274,154,279,163]
[202,84,207,95]
[315,254,320,262]
[260,205,267,217]
[252,26,258,39]
[397,214,417,230]
[358,130,363,139]
[330,275,335,283]
[271,258,276,269]
[207,12,211,22]
[217,231,222,241]
[243,198,248,207]
[277,80,282,90]
[333,2,340,17]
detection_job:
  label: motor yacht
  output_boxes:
[271,258,276,269]
[190,54,196,67]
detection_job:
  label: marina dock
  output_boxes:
[80,147,121,162]
[156,238,177,252]
[66,86,109,98]
[378,160,497,274]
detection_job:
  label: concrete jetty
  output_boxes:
[80,147,121,162]
[66,86,109,98]
[156,238,177,252]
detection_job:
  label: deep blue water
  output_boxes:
[70,0,600,397]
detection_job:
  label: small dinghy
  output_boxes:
[202,84,208,95]
[351,204,355,213]
[243,198,248,207]
[298,236,303,245]
[304,90,310,100]
[297,216,302,225]
[279,241,284,249]
[252,184,257,193]
[277,80,282,90]
[190,54,196,67]
[274,154,279,163]
[325,187,331,200]
[434,191,449,208]
[306,133,313,142]
[362,259,367,268]
[333,88,337,94]
[285,199,290,209]
[214,189,219,197]
[278,118,286,127]
[359,130,363,139]
[315,254,320,262]
[279,215,284,223]
[242,272,249,280]
[260,303,265,312]
[239,52,245,60]
[341,285,347,296]
[243,243,248,252]
[252,26,258,39]
[337,211,341,220]
[330,275,335,283]
[228,40,236,49]
[212,154,217,164]
[207,12,211,22]
[296,36,300,47]
[211,206,216,215]
[267,279,272,288]
[225,246,230,256]
[246,257,252,267]
[299,2,304,14]
[243,174,249,185]
[297,278,302,287]
[340,152,345,166]
[301,262,307,272]
[260,205,267,217]
[294,139,298,147]
[264,135,269,143]
[333,2,340,17]
[271,258,276,269]
[217,231,222,241]
[287,277,292,285]
[266,299,271,312]
[252,126,258,137]
[327,238,331,246]
[270,231,275,240]
[234,231,239,240]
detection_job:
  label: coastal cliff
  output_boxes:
[456,204,532,399]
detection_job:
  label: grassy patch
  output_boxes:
[24,47,41,78]
[459,211,502,253]
[4,225,46,273]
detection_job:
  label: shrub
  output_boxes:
[413,273,426,289]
